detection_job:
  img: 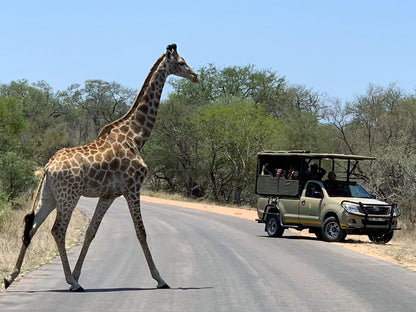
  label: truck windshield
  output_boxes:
[323,181,372,198]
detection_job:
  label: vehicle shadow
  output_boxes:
[258,234,380,245]
[257,234,317,241]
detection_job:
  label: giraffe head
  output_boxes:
[165,44,198,83]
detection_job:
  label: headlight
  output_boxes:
[342,202,361,214]
[393,205,401,217]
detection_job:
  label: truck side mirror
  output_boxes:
[313,191,324,199]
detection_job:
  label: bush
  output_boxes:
[0,152,37,201]
[397,199,416,232]
[0,191,10,230]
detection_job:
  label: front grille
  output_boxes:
[361,205,391,215]
[363,220,390,226]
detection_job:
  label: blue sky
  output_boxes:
[1,0,415,102]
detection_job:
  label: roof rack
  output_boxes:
[257,151,375,161]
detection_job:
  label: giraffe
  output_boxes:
[4,44,198,291]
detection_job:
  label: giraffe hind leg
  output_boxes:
[72,196,116,282]
[4,210,47,289]
[2,215,33,289]
[4,176,56,289]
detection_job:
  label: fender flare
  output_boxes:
[263,204,281,231]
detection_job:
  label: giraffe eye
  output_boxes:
[178,61,185,66]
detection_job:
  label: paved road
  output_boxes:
[1,197,415,311]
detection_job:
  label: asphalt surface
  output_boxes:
[1,196,415,311]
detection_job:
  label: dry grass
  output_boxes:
[291,227,416,271]
[0,207,89,288]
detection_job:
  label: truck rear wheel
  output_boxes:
[321,216,345,242]
[266,214,285,237]
[368,231,394,244]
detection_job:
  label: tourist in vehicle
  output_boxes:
[275,168,286,179]
[287,166,299,180]
[308,164,326,180]
[324,172,339,196]
[326,171,336,181]
[261,163,272,175]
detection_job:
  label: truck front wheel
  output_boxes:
[368,231,394,244]
[266,214,285,237]
[321,216,345,242]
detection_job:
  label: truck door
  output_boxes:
[279,198,300,225]
[299,182,323,227]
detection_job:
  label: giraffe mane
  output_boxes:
[96,52,166,138]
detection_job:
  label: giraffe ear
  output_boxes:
[166,43,177,53]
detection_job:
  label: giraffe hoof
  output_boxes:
[69,285,85,292]
[4,278,11,289]
[157,283,170,289]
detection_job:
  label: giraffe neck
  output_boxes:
[98,54,168,150]
[127,58,168,149]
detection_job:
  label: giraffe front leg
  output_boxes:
[127,197,170,289]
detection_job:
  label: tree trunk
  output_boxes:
[234,186,241,205]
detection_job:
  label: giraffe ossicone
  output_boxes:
[4,44,198,291]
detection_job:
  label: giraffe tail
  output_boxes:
[22,170,47,247]
[4,170,50,289]
[22,211,35,246]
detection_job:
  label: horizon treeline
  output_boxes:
[1,64,415,230]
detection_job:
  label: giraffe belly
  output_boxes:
[81,179,123,197]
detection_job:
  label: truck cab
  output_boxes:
[256,151,400,243]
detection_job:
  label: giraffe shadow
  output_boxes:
[6,286,214,294]
[82,286,213,293]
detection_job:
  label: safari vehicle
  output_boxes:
[255,151,400,243]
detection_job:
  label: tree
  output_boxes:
[0,80,70,164]
[144,64,332,203]
[191,98,285,204]
[141,95,202,196]
[144,96,287,204]
[349,84,403,155]
[281,109,337,153]
[324,98,356,154]
[325,84,416,230]
[0,96,36,200]
[0,152,37,201]
[59,80,134,144]
[0,97,28,152]
[169,64,289,115]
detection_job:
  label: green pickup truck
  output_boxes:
[255,151,400,243]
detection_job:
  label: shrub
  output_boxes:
[0,152,37,201]
[0,191,10,230]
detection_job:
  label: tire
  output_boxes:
[321,216,345,242]
[368,231,394,244]
[266,214,285,237]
